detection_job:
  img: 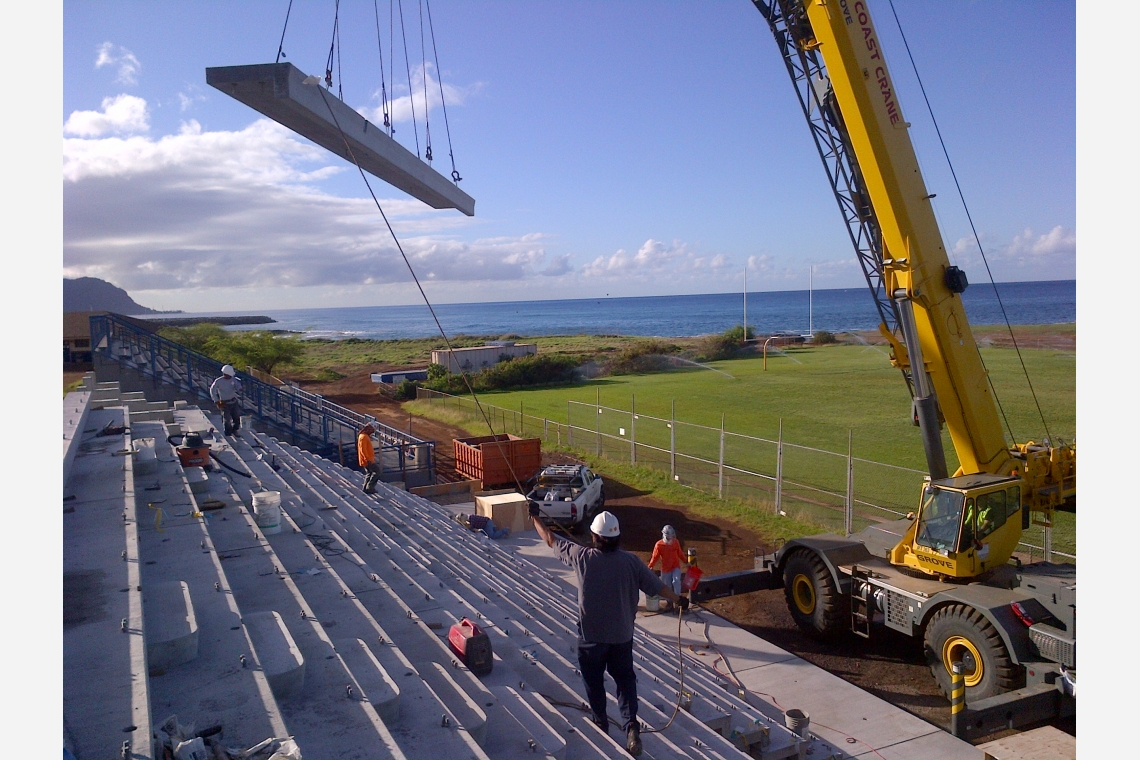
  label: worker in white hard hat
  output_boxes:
[530,504,688,756]
[209,364,243,436]
[648,524,687,611]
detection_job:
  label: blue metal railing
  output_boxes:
[91,314,434,485]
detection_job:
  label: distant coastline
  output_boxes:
[172,279,1075,342]
[137,315,276,328]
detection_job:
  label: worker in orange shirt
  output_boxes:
[358,423,379,494]
[648,525,686,611]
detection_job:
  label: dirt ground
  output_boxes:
[308,372,997,736]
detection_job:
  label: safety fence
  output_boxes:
[417,388,1074,562]
[90,314,435,487]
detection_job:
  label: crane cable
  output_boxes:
[274,0,294,64]
[324,1,341,95]
[310,82,576,541]
[418,0,433,163]
[424,0,463,183]
[372,0,392,135]
[885,0,1056,446]
[396,0,422,158]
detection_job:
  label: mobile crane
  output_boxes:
[695,0,1075,737]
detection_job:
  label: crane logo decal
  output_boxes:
[846,2,901,125]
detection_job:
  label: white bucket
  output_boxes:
[252,491,282,535]
[645,595,660,612]
[784,708,810,737]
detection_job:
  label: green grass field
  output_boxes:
[407,340,1075,557]
[288,333,695,380]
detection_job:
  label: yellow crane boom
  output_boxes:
[755,0,1073,576]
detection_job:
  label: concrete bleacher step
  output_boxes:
[179,411,491,760]
[239,436,621,760]
[286,439,810,759]
[63,406,155,760]
[244,610,306,698]
[143,580,199,673]
[259,436,757,760]
[421,661,489,746]
[172,413,409,760]
[131,421,290,751]
[223,434,503,758]
[495,686,567,760]
[334,638,402,722]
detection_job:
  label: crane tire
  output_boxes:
[923,603,1023,701]
[782,550,848,639]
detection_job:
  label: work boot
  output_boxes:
[626,724,642,756]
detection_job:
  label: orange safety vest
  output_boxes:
[649,538,686,573]
[357,433,375,467]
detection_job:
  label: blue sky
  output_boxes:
[61,1,1075,311]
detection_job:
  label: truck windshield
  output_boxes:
[915,487,965,553]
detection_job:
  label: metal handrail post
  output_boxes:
[670,399,676,481]
[718,412,725,499]
[630,394,637,465]
[776,419,784,515]
[846,429,854,536]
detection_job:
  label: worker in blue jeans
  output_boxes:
[530,506,687,756]
[456,512,510,539]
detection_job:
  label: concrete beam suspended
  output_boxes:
[206,63,475,216]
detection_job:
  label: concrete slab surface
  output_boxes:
[63,408,154,760]
[976,725,1075,760]
[206,62,475,215]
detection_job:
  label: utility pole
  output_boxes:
[743,267,748,342]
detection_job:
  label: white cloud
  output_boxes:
[177,86,207,112]
[541,254,573,277]
[63,94,150,137]
[63,120,559,292]
[581,239,743,279]
[95,42,141,85]
[951,226,1076,278]
[359,63,481,129]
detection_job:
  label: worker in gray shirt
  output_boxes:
[530,505,687,756]
[209,364,243,436]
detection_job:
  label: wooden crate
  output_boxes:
[453,434,541,488]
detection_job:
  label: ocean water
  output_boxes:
[161,279,1075,341]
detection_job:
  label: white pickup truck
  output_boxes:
[525,464,605,533]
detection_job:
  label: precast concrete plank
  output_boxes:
[133,424,288,751]
[206,63,475,216]
[732,658,963,756]
[63,408,154,760]
[852,730,984,760]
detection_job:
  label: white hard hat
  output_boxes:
[221,365,236,377]
[662,525,676,539]
[590,511,620,538]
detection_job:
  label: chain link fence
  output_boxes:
[417,388,1074,561]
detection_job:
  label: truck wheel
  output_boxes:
[923,603,1022,700]
[782,550,848,639]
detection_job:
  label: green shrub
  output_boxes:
[608,339,683,375]
[427,362,448,380]
[158,324,303,375]
[424,353,580,393]
[395,379,420,400]
[722,324,756,343]
[813,331,837,345]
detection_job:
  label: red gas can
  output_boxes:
[447,618,493,676]
[681,565,703,592]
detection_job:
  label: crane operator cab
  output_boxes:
[890,474,1024,578]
